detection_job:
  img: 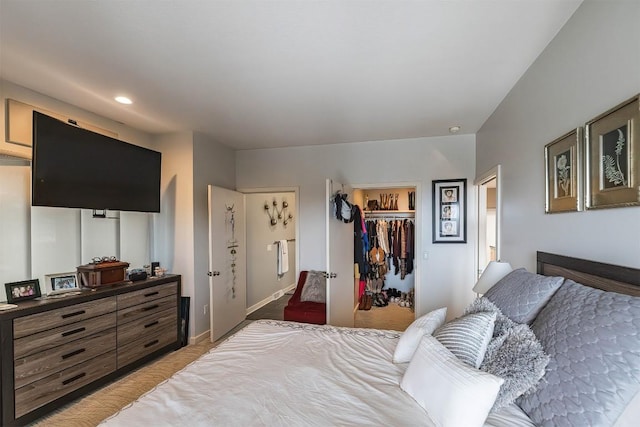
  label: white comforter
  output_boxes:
[101,320,534,426]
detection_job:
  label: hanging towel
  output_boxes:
[277,240,289,276]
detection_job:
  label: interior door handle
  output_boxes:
[208,271,221,277]
[323,272,337,279]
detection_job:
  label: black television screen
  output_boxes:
[32,111,161,213]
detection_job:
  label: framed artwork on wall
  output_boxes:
[432,179,467,243]
[545,128,583,213]
[585,95,639,209]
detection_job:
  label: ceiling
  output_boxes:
[0,0,582,150]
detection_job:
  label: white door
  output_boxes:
[326,179,355,327]
[208,185,246,342]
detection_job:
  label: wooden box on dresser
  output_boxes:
[0,274,182,426]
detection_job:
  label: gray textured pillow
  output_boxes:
[433,311,496,368]
[480,323,549,411]
[299,270,326,303]
[517,279,640,426]
[464,297,516,338]
[484,268,563,324]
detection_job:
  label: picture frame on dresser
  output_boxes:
[545,128,583,213]
[432,179,467,243]
[44,272,81,295]
[585,94,640,209]
[4,279,41,303]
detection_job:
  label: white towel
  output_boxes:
[277,240,289,276]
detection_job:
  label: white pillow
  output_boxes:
[400,335,504,427]
[393,307,447,363]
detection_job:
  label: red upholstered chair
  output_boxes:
[283,271,326,325]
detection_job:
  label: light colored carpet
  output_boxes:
[354,301,414,331]
[31,320,253,427]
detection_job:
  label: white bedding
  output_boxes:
[101,320,534,426]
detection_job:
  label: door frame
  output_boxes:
[350,181,421,318]
[237,186,300,287]
[474,165,502,278]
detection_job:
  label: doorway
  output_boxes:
[352,184,418,330]
[209,186,299,340]
[475,166,502,279]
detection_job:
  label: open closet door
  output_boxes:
[326,179,355,327]
[208,185,246,342]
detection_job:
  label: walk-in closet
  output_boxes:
[352,187,416,329]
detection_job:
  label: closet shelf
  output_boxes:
[363,210,415,217]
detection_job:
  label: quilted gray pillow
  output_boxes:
[480,323,549,411]
[484,268,563,324]
[433,311,496,368]
[299,270,326,303]
[517,279,640,427]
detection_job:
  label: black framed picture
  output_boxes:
[432,179,467,243]
[5,279,41,303]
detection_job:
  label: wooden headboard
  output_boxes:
[537,252,640,297]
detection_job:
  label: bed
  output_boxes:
[101,252,640,427]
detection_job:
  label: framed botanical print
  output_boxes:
[585,95,639,209]
[545,128,582,213]
[432,179,466,243]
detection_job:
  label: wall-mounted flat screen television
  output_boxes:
[32,111,161,213]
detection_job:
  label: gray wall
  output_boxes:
[476,0,640,270]
[236,135,477,318]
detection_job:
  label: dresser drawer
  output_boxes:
[117,282,177,310]
[117,326,177,369]
[13,297,117,339]
[14,328,116,389]
[14,350,116,418]
[117,308,177,348]
[14,312,116,359]
[117,294,177,325]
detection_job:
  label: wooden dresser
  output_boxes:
[0,275,181,426]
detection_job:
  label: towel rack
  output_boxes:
[274,239,296,244]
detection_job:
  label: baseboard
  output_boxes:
[246,282,296,315]
[189,330,211,345]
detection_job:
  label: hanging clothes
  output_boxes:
[353,206,368,277]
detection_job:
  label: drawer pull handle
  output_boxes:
[62,310,86,319]
[62,372,86,386]
[62,327,86,337]
[144,291,159,297]
[144,320,159,328]
[142,304,159,312]
[144,339,159,348]
[62,348,86,360]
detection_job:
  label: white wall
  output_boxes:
[476,0,640,271]
[245,192,296,309]
[237,136,477,318]
[0,80,155,302]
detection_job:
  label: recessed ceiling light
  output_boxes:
[449,125,461,134]
[115,96,132,105]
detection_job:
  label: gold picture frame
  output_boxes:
[585,95,639,209]
[545,128,582,213]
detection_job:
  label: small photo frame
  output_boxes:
[585,94,639,209]
[5,279,41,303]
[545,128,583,213]
[433,179,467,243]
[45,272,81,294]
